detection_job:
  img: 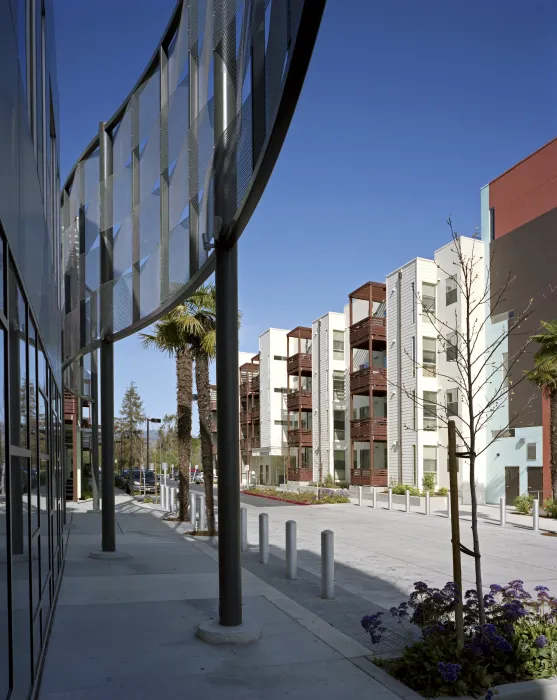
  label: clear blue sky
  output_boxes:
[54,0,557,429]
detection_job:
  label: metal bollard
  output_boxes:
[372,486,376,509]
[259,513,269,564]
[388,488,393,511]
[190,493,197,526]
[359,486,363,507]
[425,491,431,516]
[533,499,540,532]
[405,490,410,513]
[446,493,450,519]
[161,484,166,510]
[241,507,248,552]
[169,487,176,513]
[321,530,334,600]
[198,495,207,531]
[286,520,297,579]
[500,496,506,527]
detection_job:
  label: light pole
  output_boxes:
[146,417,161,497]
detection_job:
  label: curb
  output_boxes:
[242,492,313,505]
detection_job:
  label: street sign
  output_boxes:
[162,463,168,472]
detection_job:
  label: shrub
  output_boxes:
[544,498,557,518]
[362,580,557,698]
[324,473,335,488]
[437,487,449,496]
[245,487,349,504]
[422,473,436,493]
[514,494,534,514]
[392,484,421,496]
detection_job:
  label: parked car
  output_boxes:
[125,469,156,494]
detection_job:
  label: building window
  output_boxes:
[423,391,437,430]
[423,446,437,481]
[411,282,415,323]
[491,429,515,439]
[273,355,287,361]
[333,410,345,441]
[412,390,417,430]
[274,420,287,425]
[334,450,346,482]
[422,282,436,315]
[274,387,288,394]
[490,207,495,241]
[411,336,416,377]
[333,330,344,360]
[422,337,436,377]
[527,443,537,461]
[333,370,344,401]
[446,333,457,362]
[446,389,458,418]
[446,276,457,306]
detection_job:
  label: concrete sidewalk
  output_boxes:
[38,501,415,699]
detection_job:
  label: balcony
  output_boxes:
[350,468,388,487]
[251,436,261,449]
[287,389,312,411]
[210,400,217,412]
[287,353,312,375]
[240,381,249,396]
[350,366,387,393]
[251,404,260,420]
[251,375,260,392]
[211,421,217,433]
[240,409,251,423]
[240,438,250,452]
[350,316,386,346]
[350,417,387,441]
[287,428,312,447]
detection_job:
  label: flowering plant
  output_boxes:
[361,580,557,698]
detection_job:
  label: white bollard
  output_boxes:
[321,530,334,600]
[446,493,451,519]
[388,488,392,511]
[169,487,176,513]
[500,496,506,527]
[241,507,248,552]
[405,490,410,513]
[259,513,269,564]
[190,493,197,526]
[161,484,167,510]
[533,499,540,532]
[426,491,431,516]
[198,495,207,531]
[359,486,363,507]
[372,486,377,509]
[286,520,297,580]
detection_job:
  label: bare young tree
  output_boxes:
[393,219,538,624]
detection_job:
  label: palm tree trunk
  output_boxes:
[195,354,215,533]
[551,390,557,500]
[176,347,192,521]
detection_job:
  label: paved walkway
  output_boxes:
[38,497,413,699]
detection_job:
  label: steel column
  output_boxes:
[188,0,200,277]
[91,347,100,512]
[159,45,170,301]
[99,121,115,551]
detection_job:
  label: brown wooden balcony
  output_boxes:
[211,421,217,433]
[350,316,386,346]
[350,417,387,441]
[251,436,261,449]
[210,400,217,412]
[350,367,387,393]
[287,353,312,375]
[240,409,251,423]
[351,468,388,487]
[287,389,312,411]
[251,405,260,420]
[251,375,260,392]
[240,381,249,396]
[287,428,312,447]
[240,438,250,451]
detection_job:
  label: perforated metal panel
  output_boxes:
[62,0,325,394]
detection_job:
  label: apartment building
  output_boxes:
[287,327,314,482]
[312,312,349,483]
[346,283,388,486]
[239,353,260,477]
[386,237,487,503]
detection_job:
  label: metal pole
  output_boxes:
[146,420,150,483]
[500,496,506,527]
[405,489,410,513]
[161,483,166,510]
[533,498,540,532]
[388,487,392,511]
[240,507,248,552]
[198,495,207,531]
[321,530,334,600]
[425,491,431,516]
[448,420,464,649]
[91,348,100,512]
[358,485,363,507]
[286,520,297,580]
[190,492,197,527]
[259,513,269,564]
[99,121,115,552]
[372,486,376,509]
[446,493,450,519]
[169,487,175,513]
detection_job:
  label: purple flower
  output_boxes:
[535,585,550,593]
[485,691,494,700]
[494,635,512,652]
[437,662,461,683]
[535,635,548,648]
[414,581,428,592]
[490,584,503,593]
[508,579,524,589]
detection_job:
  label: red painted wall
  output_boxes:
[490,137,557,238]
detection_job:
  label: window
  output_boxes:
[422,282,436,315]
[490,207,495,241]
[423,391,437,430]
[412,390,417,430]
[527,443,537,461]
[422,337,436,377]
[334,410,345,441]
[273,355,287,361]
[334,450,346,482]
[411,282,415,323]
[274,387,288,394]
[446,276,457,306]
[411,336,416,377]
[492,428,515,439]
[446,333,457,362]
[446,389,458,418]
[274,420,287,426]
[333,330,344,360]
[333,370,344,401]
[492,309,515,325]
[423,446,437,481]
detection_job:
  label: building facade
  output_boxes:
[1,1,65,696]
[287,327,313,482]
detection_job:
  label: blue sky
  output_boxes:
[54,0,557,430]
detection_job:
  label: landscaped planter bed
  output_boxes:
[243,487,350,505]
[242,491,314,505]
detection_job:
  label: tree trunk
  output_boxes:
[195,354,215,533]
[469,455,485,624]
[551,390,557,501]
[176,348,193,521]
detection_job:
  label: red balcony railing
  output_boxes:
[287,428,312,447]
[287,353,312,375]
[287,389,312,411]
[350,468,388,487]
[350,367,387,393]
[350,417,387,441]
[350,316,386,346]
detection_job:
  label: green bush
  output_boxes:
[544,498,557,518]
[81,482,93,500]
[391,484,421,496]
[323,473,334,488]
[245,487,349,504]
[422,473,436,493]
[436,487,449,496]
[514,494,534,514]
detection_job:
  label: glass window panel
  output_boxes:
[446,389,458,418]
[334,450,346,482]
[333,410,345,441]
[29,323,38,534]
[31,533,40,616]
[0,328,7,697]
[333,370,344,400]
[38,341,46,395]
[422,282,436,314]
[423,446,437,479]
[446,333,457,362]
[423,391,437,430]
[0,237,4,314]
[422,337,436,377]
[39,457,49,593]
[333,330,344,360]
[446,276,457,306]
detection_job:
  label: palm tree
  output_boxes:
[140,290,214,521]
[528,320,557,499]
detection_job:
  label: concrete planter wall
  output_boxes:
[438,677,557,699]
[375,492,448,508]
